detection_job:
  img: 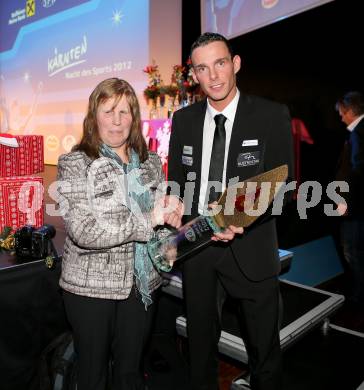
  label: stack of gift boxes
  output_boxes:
[0,134,45,232]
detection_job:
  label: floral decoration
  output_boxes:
[185,57,198,94]
[142,59,200,112]
[143,64,163,101]
[169,60,198,100]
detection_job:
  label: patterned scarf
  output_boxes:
[99,144,154,309]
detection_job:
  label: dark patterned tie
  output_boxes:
[207,114,227,203]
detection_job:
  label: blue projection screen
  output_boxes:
[0,0,150,164]
[201,0,334,39]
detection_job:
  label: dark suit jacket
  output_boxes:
[336,117,364,217]
[168,93,294,281]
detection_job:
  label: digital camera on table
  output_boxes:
[14,224,56,260]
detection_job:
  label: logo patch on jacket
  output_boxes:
[182,155,193,166]
[237,151,260,167]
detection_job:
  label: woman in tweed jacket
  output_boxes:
[57,78,183,390]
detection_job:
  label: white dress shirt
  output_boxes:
[347,114,364,132]
[198,89,240,214]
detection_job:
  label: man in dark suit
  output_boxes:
[335,91,364,311]
[168,33,294,390]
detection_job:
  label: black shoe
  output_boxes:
[149,349,171,373]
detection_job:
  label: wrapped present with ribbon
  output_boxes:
[0,134,44,177]
[0,133,19,148]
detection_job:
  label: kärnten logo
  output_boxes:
[48,36,88,77]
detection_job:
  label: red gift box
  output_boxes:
[0,176,44,231]
[0,135,44,177]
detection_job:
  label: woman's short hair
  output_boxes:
[74,78,148,161]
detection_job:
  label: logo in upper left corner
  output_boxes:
[26,0,36,17]
[42,0,56,8]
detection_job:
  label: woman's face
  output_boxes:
[96,95,132,150]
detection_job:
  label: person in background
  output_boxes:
[335,91,364,312]
[57,78,183,390]
[168,32,294,390]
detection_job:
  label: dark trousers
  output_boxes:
[183,244,282,390]
[63,288,156,390]
[341,218,364,308]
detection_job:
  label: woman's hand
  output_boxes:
[165,245,178,267]
[163,195,184,228]
[152,195,184,228]
[337,202,348,216]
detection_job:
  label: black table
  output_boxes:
[0,255,68,390]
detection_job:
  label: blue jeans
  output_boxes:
[341,218,364,308]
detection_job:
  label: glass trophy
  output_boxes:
[147,165,288,271]
[147,214,223,271]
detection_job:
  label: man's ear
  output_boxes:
[191,68,199,84]
[233,55,241,74]
[347,108,357,121]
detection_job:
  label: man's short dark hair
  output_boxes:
[190,32,234,60]
[336,91,364,116]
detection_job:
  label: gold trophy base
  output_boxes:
[213,164,288,228]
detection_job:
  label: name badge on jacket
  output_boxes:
[242,139,258,147]
[182,155,193,166]
[183,145,193,155]
[237,151,260,167]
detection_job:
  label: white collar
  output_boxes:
[206,89,240,124]
[347,114,364,132]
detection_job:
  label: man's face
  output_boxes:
[191,41,241,110]
[338,106,355,126]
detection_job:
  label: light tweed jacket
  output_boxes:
[57,150,165,300]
